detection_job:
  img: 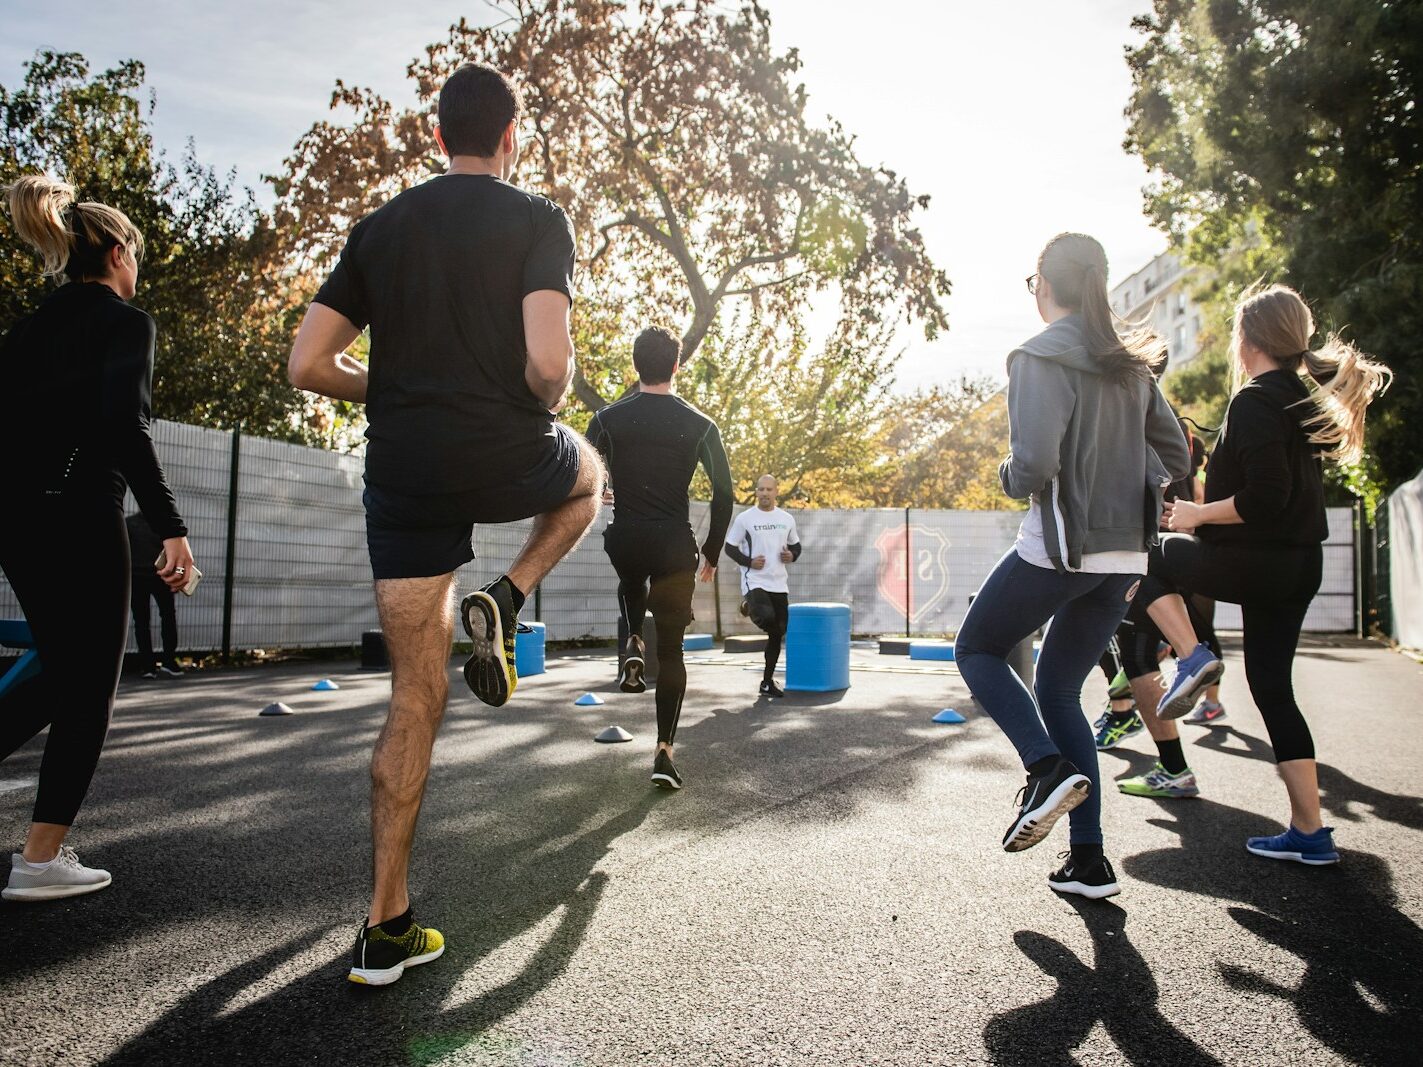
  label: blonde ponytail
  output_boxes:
[3,173,144,281]
[1232,284,1392,467]
[5,174,77,277]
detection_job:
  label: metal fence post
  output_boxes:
[904,507,911,636]
[220,423,241,663]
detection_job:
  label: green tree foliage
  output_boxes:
[1126,0,1423,493]
[271,0,950,492]
[0,52,307,439]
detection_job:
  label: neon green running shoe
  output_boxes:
[1117,763,1200,799]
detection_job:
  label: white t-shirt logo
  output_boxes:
[726,506,800,594]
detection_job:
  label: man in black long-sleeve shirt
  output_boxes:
[586,326,734,790]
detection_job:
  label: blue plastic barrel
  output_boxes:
[515,622,547,677]
[785,602,851,692]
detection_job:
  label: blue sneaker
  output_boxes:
[1246,825,1339,866]
[1157,644,1224,720]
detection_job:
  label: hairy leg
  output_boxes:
[507,434,604,596]
[368,573,456,926]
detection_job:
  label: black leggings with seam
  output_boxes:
[0,494,129,826]
[604,520,698,745]
[1137,534,1322,763]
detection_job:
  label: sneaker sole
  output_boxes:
[1158,661,1225,720]
[1184,713,1228,727]
[619,657,647,694]
[650,772,682,790]
[1049,877,1121,899]
[1117,786,1200,799]
[1003,775,1091,853]
[2,874,112,901]
[461,591,513,708]
[348,943,445,986]
[1245,844,1339,865]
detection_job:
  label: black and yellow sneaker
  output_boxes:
[349,914,445,986]
[461,579,519,707]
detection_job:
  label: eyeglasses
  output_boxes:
[1025,274,1040,295]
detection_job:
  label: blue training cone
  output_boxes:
[574,692,605,707]
[932,708,967,724]
[312,678,340,691]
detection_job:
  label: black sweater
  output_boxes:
[1,282,186,538]
[1201,369,1327,547]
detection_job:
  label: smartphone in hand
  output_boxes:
[155,552,202,596]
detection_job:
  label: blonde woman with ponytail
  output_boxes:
[954,233,1191,900]
[1137,284,1392,866]
[0,175,195,901]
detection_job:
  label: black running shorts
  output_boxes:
[364,422,583,580]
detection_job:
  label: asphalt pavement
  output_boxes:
[1,635,1420,1066]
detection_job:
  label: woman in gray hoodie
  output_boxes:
[954,232,1190,899]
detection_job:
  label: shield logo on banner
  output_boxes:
[875,525,952,625]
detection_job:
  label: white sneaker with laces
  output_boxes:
[3,846,112,901]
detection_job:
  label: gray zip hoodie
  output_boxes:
[999,314,1191,573]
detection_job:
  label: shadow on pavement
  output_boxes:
[1124,799,1423,1066]
[984,897,1221,1066]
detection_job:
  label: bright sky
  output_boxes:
[1,0,1168,389]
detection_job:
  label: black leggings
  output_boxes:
[1137,534,1322,762]
[1119,594,1222,681]
[131,572,177,670]
[0,495,129,826]
[747,589,789,684]
[604,521,698,745]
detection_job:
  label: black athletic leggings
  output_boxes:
[747,589,789,683]
[131,572,177,669]
[1137,534,1322,762]
[604,521,698,745]
[0,494,129,825]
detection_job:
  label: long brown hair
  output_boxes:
[1232,284,1392,467]
[1038,232,1164,383]
[4,174,144,281]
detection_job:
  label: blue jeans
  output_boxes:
[956,550,1140,845]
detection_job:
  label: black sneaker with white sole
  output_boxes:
[619,636,647,694]
[1002,758,1092,853]
[759,680,785,699]
[348,915,445,986]
[461,579,519,707]
[1048,853,1121,899]
[651,749,683,790]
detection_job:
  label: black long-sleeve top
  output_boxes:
[1,282,186,538]
[1201,368,1327,547]
[586,391,733,565]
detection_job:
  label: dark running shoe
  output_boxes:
[619,636,647,694]
[1002,758,1091,853]
[461,579,519,707]
[759,680,785,699]
[158,663,185,677]
[348,916,445,986]
[1094,709,1143,751]
[1048,852,1121,899]
[651,749,683,790]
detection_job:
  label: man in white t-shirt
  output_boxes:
[723,474,802,698]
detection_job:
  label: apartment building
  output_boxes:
[1110,249,1206,371]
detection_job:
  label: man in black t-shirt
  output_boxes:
[586,327,733,791]
[288,64,603,987]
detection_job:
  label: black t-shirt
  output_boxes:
[1201,369,1328,547]
[314,174,575,494]
[586,391,734,565]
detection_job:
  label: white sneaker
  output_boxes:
[3,846,112,901]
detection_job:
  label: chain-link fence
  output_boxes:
[0,419,1364,653]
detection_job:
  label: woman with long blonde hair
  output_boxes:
[1138,283,1391,865]
[0,175,195,901]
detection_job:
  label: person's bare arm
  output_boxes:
[288,303,367,403]
[1165,496,1244,530]
[523,290,575,412]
